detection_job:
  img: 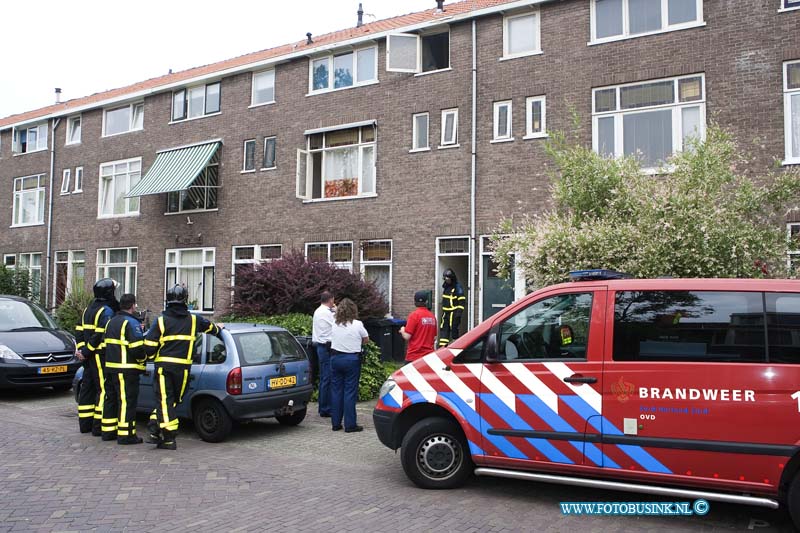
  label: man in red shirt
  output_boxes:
[400,291,438,362]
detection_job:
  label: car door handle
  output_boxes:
[563,374,597,384]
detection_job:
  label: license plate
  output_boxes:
[39,365,67,374]
[269,376,296,389]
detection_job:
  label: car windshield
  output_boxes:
[0,300,57,331]
[232,331,307,366]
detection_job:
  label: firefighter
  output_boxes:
[143,284,223,450]
[438,269,466,347]
[100,293,146,445]
[75,278,118,435]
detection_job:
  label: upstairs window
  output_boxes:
[441,109,458,147]
[172,82,221,121]
[262,137,277,169]
[387,30,450,74]
[493,101,513,141]
[98,157,141,217]
[412,113,430,151]
[13,123,48,154]
[12,175,46,227]
[592,0,703,43]
[503,11,541,59]
[168,150,220,213]
[251,70,275,106]
[103,103,143,136]
[785,61,800,164]
[66,116,81,145]
[783,0,800,10]
[310,46,377,93]
[60,169,71,195]
[306,241,353,270]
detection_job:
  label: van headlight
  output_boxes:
[0,345,23,361]
[379,378,396,399]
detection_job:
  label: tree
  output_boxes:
[0,266,31,300]
[491,124,800,290]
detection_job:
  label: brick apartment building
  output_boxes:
[0,0,798,330]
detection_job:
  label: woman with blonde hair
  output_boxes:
[329,298,369,432]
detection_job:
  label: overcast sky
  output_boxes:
[0,0,437,119]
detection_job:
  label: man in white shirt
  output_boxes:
[312,291,336,418]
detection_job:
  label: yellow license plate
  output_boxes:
[39,365,67,374]
[269,376,296,389]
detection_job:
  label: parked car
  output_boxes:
[74,322,313,442]
[0,295,79,391]
[373,271,800,528]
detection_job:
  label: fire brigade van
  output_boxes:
[373,271,800,526]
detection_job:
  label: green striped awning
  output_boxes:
[126,141,220,197]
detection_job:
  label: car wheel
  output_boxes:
[276,408,307,426]
[787,472,800,530]
[400,417,473,490]
[192,398,233,443]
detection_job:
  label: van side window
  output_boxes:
[498,292,593,361]
[766,293,800,364]
[613,291,766,363]
[453,338,484,364]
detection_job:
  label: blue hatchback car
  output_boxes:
[74,323,313,442]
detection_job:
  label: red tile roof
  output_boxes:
[0,0,523,129]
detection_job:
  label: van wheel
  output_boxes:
[400,417,473,489]
[788,473,800,530]
[193,398,232,443]
[276,408,307,426]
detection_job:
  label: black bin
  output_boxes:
[364,319,394,361]
[390,318,407,362]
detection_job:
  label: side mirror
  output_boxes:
[485,332,499,363]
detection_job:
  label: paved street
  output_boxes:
[0,388,793,532]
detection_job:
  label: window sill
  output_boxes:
[260,166,277,172]
[96,213,140,220]
[783,159,800,166]
[73,189,83,194]
[169,112,221,125]
[241,169,256,174]
[438,144,460,150]
[60,192,71,196]
[301,193,377,204]
[499,50,543,62]
[102,128,144,138]
[409,147,431,153]
[65,141,81,147]
[588,21,706,46]
[523,133,548,140]
[249,101,276,109]
[10,222,45,229]
[164,208,219,216]
[414,67,452,78]
[12,148,48,157]
[490,137,515,144]
[778,5,800,11]
[306,80,379,97]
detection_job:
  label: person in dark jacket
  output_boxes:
[100,293,146,445]
[438,269,466,347]
[75,278,118,435]
[143,284,223,450]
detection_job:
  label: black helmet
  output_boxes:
[166,284,189,305]
[93,278,117,300]
[443,269,457,283]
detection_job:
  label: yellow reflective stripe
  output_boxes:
[158,316,165,344]
[158,367,170,427]
[78,405,94,411]
[144,339,159,347]
[128,340,144,348]
[154,356,191,365]
[76,342,85,349]
[179,369,189,401]
[75,325,84,331]
[106,362,146,371]
[103,338,130,345]
[81,324,96,331]
[161,335,195,342]
[119,374,127,431]
[78,412,94,418]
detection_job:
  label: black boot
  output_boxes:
[117,436,143,445]
[146,420,162,444]
[101,432,117,441]
[156,440,177,450]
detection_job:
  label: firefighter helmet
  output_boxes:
[93,278,117,300]
[166,284,189,305]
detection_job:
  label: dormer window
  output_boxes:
[172,82,221,122]
[12,123,48,154]
[387,29,450,74]
[309,46,378,94]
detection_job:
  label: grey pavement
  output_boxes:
[0,388,792,532]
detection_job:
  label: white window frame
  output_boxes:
[243,139,256,172]
[305,241,353,271]
[97,157,142,218]
[387,29,451,75]
[171,82,221,122]
[251,69,276,107]
[60,169,71,195]
[780,0,800,12]
[440,109,459,148]
[524,96,547,139]
[12,123,48,154]
[165,248,216,312]
[97,247,137,298]
[411,112,430,152]
[12,174,46,227]
[308,45,379,94]
[167,151,220,214]
[492,100,514,142]
[262,136,277,170]
[102,102,144,137]
[54,250,86,307]
[74,167,83,193]
[590,0,705,45]
[591,73,706,173]
[3,254,16,267]
[15,252,43,302]
[502,10,542,60]
[231,244,283,286]
[784,60,800,165]
[360,239,393,312]
[66,115,81,145]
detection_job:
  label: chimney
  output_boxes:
[306,32,313,45]
[357,3,364,27]
[436,0,445,12]
[55,88,62,104]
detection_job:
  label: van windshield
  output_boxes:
[232,331,307,366]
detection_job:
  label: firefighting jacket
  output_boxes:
[101,311,146,372]
[75,300,115,358]
[144,304,222,366]
[441,282,466,319]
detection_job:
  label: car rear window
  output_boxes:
[232,331,307,366]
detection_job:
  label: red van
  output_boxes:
[373,273,800,526]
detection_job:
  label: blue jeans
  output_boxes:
[330,353,361,430]
[316,344,332,416]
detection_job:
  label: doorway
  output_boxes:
[435,237,470,337]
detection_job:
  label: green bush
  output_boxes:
[54,287,94,332]
[222,313,313,336]
[0,266,31,299]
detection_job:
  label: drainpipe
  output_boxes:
[45,117,60,309]
[469,19,477,329]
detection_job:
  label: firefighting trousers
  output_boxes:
[438,311,461,347]
[107,371,141,439]
[152,366,189,441]
[77,355,101,433]
[101,370,119,438]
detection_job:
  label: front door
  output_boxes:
[482,255,515,321]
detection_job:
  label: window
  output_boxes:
[297,125,376,200]
[782,0,800,10]
[12,175,46,227]
[498,292,593,360]
[60,169,71,195]
[167,151,220,213]
[16,253,43,302]
[232,244,283,286]
[361,240,392,310]
[387,30,450,74]
[252,70,275,106]
[97,248,137,299]
[13,123,48,154]
[310,46,377,93]
[262,137,277,169]
[613,290,766,362]
[305,242,353,270]
[4,255,16,267]
[766,293,800,363]
[243,140,256,172]
[441,109,458,147]
[493,101,513,141]
[103,103,143,136]
[789,223,800,276]
[172,82,221,121]
[66,116,81,145]
[503,11,541,58]
[592,0,703,42]
[74,167,83,193]
[785,61,800,164]
[165,248,215,311]
[54,250,85,307]
[412,113,429,151]
[98,158,141,217]
[592,74,705,170]
[525,96,547,138]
